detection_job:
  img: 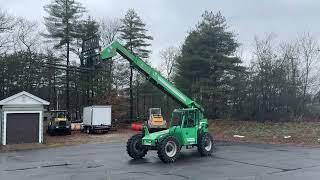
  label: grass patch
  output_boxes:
[209,119,320,145]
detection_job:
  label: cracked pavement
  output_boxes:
[1,141,320,180]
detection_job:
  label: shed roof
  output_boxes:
[0,91,50,106]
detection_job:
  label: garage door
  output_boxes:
[6,113,39,144]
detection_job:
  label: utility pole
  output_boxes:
[66,41,70,113]
[129,43,133,122]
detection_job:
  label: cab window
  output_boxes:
[183,111,195,128]
[171,111,183,127]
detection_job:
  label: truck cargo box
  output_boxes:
[82,105,111,133]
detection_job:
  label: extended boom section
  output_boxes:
[100,41,203,112]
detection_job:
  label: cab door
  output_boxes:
[181,110,198,145]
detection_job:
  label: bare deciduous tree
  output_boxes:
[279,41,300,85]
[159,46,180,82]
[14,19,42,91]
[253,34,277,68]
[0,9,16,53]
[298,33,320,100]
[99,18,121,46]
[99,17,122,95]
[14,18,40,52]
[0,9,15,33]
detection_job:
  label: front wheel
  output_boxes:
[157,136,180,163]
[198,132,214,156]
[127,134,148,159]
[48,126,55,136]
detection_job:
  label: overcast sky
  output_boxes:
[1,0,320,66]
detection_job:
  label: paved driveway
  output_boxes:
[1,141,320,180]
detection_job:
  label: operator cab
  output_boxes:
[150,108,161,116]
[51,110,67,119]
[170,108,200,145]
[170,108,200,128]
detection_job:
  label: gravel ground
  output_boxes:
[44,128,136,146]
[0,128,136,152]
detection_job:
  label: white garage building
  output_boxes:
[0,91,49,145]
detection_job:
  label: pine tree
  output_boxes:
[43,0,85,112]
[78,17,102,106]
[78,16,100,67]
[120,9,153,121]
[174,11,243,118]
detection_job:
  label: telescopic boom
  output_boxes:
[100,41,203,112]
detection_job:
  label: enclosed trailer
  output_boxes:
[82,106,111,133]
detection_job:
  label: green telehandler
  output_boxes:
[100,41,214,163]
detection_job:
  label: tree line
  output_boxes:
[174,12,320,121]
[0,0,319,122]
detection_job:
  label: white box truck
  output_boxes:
[82,105,111,134]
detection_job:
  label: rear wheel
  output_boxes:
[198,132,214,156]
[127,134,147,159]
[66,129,71,135]
[85,127,91,134]
[157,136,180,163]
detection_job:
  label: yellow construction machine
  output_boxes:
[47,110,71,135]
[147,108,167,132]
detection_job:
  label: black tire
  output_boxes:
[85,127,91,134]
[48,126,55,136]
[66,129,71,135]
[91,127,95,134]
[198,132,214,156]
[157,136,180,163]
[50,130,55,136]
[127,134,148,159]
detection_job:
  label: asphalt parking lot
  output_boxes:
[1,141,320,180]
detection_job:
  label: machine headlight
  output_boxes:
[144,140,152,145]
